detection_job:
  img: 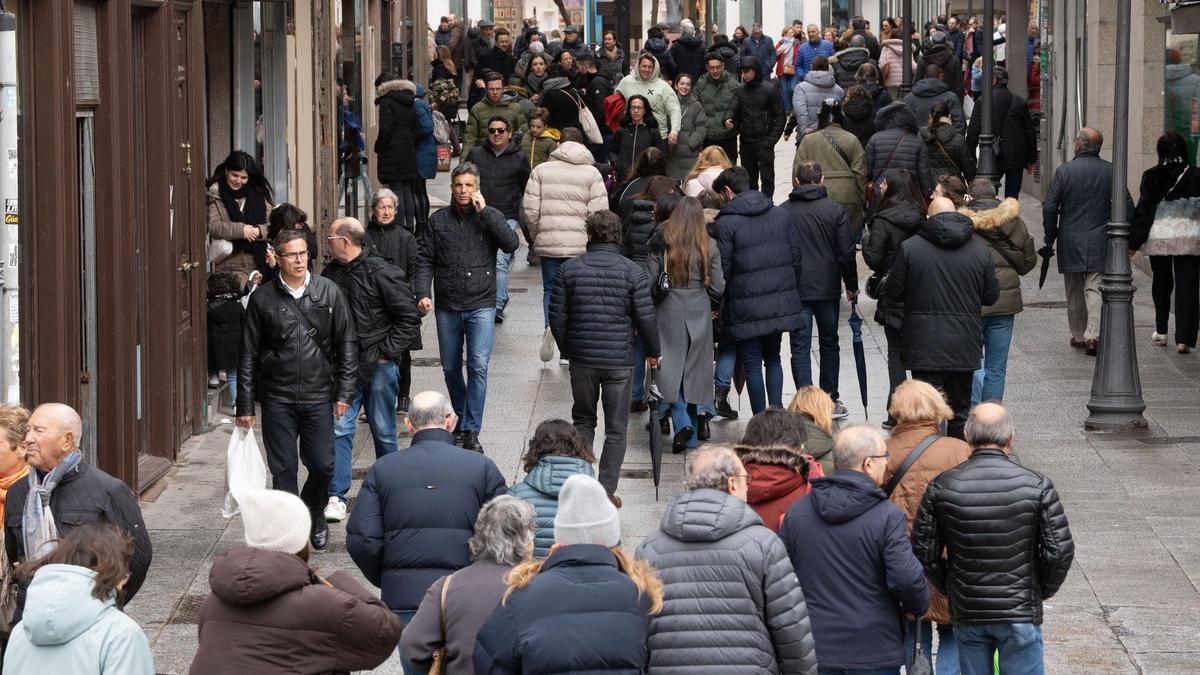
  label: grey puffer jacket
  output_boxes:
[635,489,819,675]
[791,70,844,134]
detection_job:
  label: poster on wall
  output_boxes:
[493,0,521,33]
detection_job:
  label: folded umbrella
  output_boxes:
[849,302,869,419]
[1038,245,1055,289]
[646,365,665,500]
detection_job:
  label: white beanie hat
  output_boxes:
[238,489,312,555]
[554,475,620,548]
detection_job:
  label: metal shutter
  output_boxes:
[74,1,100,106]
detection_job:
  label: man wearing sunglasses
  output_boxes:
[466,116,530,323]
[236,228,357,551]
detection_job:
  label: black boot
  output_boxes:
[672,427,693,454]
[659,415,671,435]
[697,413,712,441]
[714,386,739,420]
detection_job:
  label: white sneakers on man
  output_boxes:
[324,496,347,523]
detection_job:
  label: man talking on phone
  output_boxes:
[236,228,357,552]
[414,163,520,453]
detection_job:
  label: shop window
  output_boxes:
[1166,28,1200,166]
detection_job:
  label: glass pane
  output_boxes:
[1166,28,1200,166]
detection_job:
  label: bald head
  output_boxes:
[964,402,1015,450]
[25,403,83,472]
[406,391,456,432]
[927,196,957,216]
[332,217,366,246]
[1075,127,1103,155]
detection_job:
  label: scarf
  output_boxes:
[217,181,268,226]
[22,450,83,559]
[526,70,547,94]
[0,463,28,523]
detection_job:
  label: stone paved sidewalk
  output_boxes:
[128,144,1200,673]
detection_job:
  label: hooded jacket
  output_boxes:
[782,184,857,301]
[963,197,1037,316]
[4,565,153,675]
[862,202,925,330]
[903,77,965,131]
[779,472,929,671]
[509,455,596,558]
[466,139,531,220]
[644,38,677,80]
[725,56,785,144]
[621,198,658,265]
[921,121,975,181]
[616,57,682,136]
[830,46,871,89]
[668,34,707,81]
[791,69,844,134]
[694,70,741,142]
[189,547,403,674]
[912,448,1075,626]
[667,92,707,180]
[865,103,933,194]
[883,211,1000,370]
[374,79,421,183]
[635,489,819,675]
[740,446,815,532]
[916,44,963,98]
[714,190,806,342]
[840,93,875,148]
[523,141,609,258]
[708,41,741,77]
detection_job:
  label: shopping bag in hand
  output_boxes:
[222,427,268,518]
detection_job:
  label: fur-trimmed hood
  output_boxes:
[376,78,416,99]
[961,197,1021,233]
[736,444,810,474]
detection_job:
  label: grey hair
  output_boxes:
[684,445,742,491]
[371,188,399,210]
[468,495,537,565]
[1075,129,1103,154]
[407,391,456,429]
[452,162,480,181]
[964,404,1016,448]
[34,403,83,450]
[832,424,886,471]
[681,22,696,37]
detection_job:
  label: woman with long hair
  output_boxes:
[609,95,664,185]
[862,168,928,426]
[629,185,681,413]
[614,145,670,213]
[921,101,975,182]
[683,145,733,197]
[667,74,707,182]
[206,150,275,289]
[509,420,597,557]
[473,475,663,673]
[786,385,836,475]
[649,196,725,453]
[525,53,550,102]
[430,44,457,83]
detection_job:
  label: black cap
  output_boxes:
[565,25,579,33]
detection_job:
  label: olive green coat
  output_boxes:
[793,124,867,233]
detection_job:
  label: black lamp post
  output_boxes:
[1085,0,1147,430]
[975,0,999,182]
[900,0,913,96]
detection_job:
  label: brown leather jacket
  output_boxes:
[883,421,971,624]
[190,546,402,675]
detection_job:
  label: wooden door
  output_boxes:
[172,6,202,441]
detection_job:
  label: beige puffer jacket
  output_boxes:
[522,142,608,259]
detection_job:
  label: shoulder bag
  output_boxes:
[652,270,672,304]
[428,573,453,675]
[929,132,964,180]
[573,90,605,144]
[1144,167,1200,256]
[279,291,334,367]
[867,137,909,203]
[820,130,854,173]
[885,433,940,497]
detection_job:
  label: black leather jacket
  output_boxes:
[236,274,358,415]
[912,447,1075,625]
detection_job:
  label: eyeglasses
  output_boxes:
[278,250,309,261]
[732,473,752,485]
[488,128,509,135]
[867,452,891,461]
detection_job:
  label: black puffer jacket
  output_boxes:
[862,202,924,329]
[866,103,934,194]
[237,274,358,414]
[669,35,708,82]
[831,47,871,89]
[365,218,421,285]
[903,78,965,131]
[882,211,999,371]
[322,250,423,388]
[549,242,661,368]
[841,94,875,148]
[921,122,976,181]
[415,204,521,311]
[781,184,857,301]
[707,42,741,77]
[912,448,1075,625]
[621,198,657,266]
[714,190,805,342]
[466,140,531,220]
[916,44,962,98]
[374,79,421,184]
[725,57,785,143]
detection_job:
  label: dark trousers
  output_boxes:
[1150,255,1200,348]
[1002,166,1024,199]
[715,135,739,164]
[911,370,974,440]
[398,350,412,399]
[740,137,775,196]
[883,324,908,417]
[790,299,841,399]
[569,365,632,495]
[260,400,335,530]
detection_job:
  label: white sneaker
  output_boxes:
[540,328,556,362]
[831,401,850,420]
[324,496,347,523]
[559,358,570,366]
[1152,332,1168,346]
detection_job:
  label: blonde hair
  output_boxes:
[685,146,733,184]
[787,386,835,436]
[503,545,663,614]
[888,379,953,425]
[0,404,30,453]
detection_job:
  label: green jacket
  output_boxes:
[694,72,740,142]
[794,124,867,232]
[463,98,528,159]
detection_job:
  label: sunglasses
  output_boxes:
[488,128,509,135]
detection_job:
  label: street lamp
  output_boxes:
[1085,0,1147,430]
[975,0,999,183]
[900,0,913,96]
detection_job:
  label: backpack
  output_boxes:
[603,92,626,133]
[431,110,451,145]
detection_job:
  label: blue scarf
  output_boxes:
[22,450,83,560]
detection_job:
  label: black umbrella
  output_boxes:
[1038,245,1055,289]
[849,302,869,418]
[645,365,665,500]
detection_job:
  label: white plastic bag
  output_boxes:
[222,427,268,518]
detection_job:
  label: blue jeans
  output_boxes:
[779,73,797,114]
[330,361,400,503]
[957,623,1043,675]
[495,218,519,314]
[540,257,567,327]
[396,609,418,675]
[790,299,840,399]
[435,307,497,432]
[699,343,736,416]
[666,383,699,447]
[971,314,1016,406]
[738,333,783,413]
[906,619,960,675]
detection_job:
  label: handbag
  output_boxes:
[429,573,454,675]
[909,618,934,675]
[652,270,671,304]
[864,271,888,300]
[574,91,604,144]
[207,235,234,265]
[885,433,940,497]
[1144,167,1200,256]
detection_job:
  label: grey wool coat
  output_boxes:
[648,238,725,405]
[667,95,708,181]
[635,489,820,675]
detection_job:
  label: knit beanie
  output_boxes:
[238,489,312,555]
[554,475,621,548]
